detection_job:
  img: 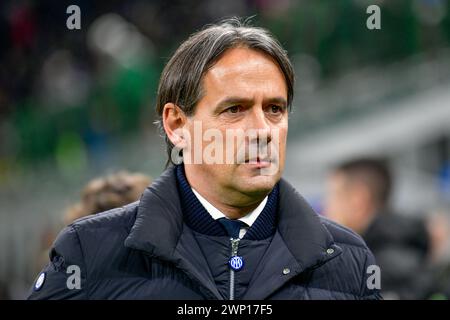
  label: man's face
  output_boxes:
[324,171,373,234]
[183,47,288,200]
[324,172,354,224]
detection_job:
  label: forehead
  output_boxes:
[202,47,287,99]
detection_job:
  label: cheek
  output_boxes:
[337,192,352,213]
[326,186,345,210]
[276,127,288,155]
[277,120,288,139]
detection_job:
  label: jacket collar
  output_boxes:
[276,178,341,270]
[124,166,183,263]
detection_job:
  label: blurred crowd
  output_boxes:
[1,0,449,178]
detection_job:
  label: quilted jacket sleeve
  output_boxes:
[27,225,88,300]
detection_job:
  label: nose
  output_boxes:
[247,107,272,145]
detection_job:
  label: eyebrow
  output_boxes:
[214,96,288,113]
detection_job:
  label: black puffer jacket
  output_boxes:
[28,166,382,300]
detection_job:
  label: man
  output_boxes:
[324,158,430,299]
[28,19,381,300]
[324,158,393,236]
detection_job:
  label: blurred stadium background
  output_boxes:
[0,0,450,299]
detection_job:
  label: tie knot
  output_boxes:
[218,218,247,239]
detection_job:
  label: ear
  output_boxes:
[162,103,187,148]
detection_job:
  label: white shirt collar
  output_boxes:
[191,188,268,228]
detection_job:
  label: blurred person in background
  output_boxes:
[324,158,432,299]
[32,171,151,288]
[63,171,151,225]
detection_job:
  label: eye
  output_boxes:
[226,105,241,114]
[269,105,283,114]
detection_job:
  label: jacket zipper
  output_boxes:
[229,238,240,300]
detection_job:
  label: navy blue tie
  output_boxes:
[218,218,247,239]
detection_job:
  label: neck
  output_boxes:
[196,191,263,219]
[184,167,267,220]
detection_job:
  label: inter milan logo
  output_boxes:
[33,272,46,291]
[229,256,244,271]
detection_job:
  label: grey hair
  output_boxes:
[155,17,295,167]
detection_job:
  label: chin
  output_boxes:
[236,174,279,195]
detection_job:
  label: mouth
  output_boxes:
[244,157,272,168]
